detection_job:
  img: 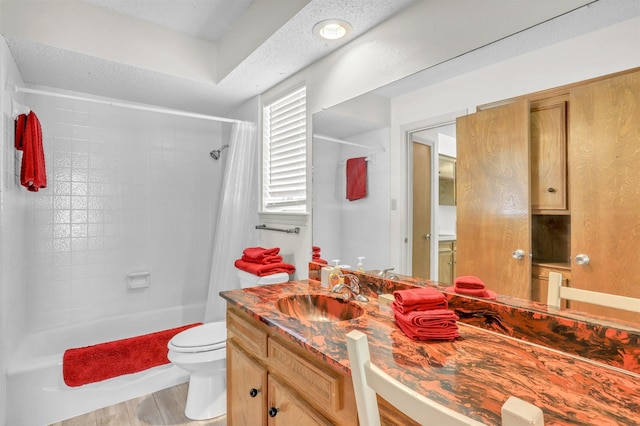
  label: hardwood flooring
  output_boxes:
[50,383,227,426]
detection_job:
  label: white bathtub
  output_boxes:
[6,303,206,426]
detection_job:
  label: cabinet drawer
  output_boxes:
[228,308,268,357]
[268,338,342,412]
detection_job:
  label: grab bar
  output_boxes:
[255,224,300,234]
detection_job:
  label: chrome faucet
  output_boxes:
[378,267,399,280]
[331,274,369,302]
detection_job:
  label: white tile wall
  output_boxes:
[20,92,225,331]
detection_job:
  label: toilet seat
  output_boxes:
[168,322,226,353]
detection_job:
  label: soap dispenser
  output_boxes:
[357,257,365,272]
[329,259,341,288]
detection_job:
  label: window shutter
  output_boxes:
[262,87,307,212]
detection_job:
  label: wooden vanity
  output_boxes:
[221,273,640,425]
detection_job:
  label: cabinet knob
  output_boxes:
[268,407,279,417]
[512,249,525,260]
[249,388,259,398]
[547,187,556,193]
[574,254,590,265]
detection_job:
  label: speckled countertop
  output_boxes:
[220,280,640,425]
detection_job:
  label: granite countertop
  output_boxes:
[220,280,640,425]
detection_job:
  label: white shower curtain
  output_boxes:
[204,121,260,322]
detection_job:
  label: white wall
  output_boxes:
[0,36,28,426]
[13,90,226,331]
[313,128,390,270]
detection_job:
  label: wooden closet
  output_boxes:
[456,68,640,323]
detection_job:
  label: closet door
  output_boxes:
[456,100,531,299]
[569,70,640,323]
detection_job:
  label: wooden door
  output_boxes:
[569,70,640,323]
[412,142,432,279]
[227,340,268,425]
[456,100,532,299]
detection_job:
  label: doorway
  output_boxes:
[408,121,457,281]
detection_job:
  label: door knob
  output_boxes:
[425,234,431,240]
[574,254,590,265]
[512,249,525,260]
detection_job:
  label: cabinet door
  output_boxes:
[438,242,453,285]
[267,375,333,426]
[530,97,568,211]
[228,340,268,426]
[569,70,640,323]
[456,100,532,299]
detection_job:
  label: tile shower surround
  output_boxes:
[17,93,224,331]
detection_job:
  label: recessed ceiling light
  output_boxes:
[313,19,352,40]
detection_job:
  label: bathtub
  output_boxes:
[6,303,206,426]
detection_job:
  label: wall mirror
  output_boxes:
[311,61,640,330]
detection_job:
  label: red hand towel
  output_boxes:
[346,157,367,201]
[445,286,498,300]
[392,287,447,313]
[454,275,486,290]
[395,316,460,341]
[15,112,46,192]
[242,247,280,262]
[234,259,295,277]
[312,246,321,253]
[241,254,283,264]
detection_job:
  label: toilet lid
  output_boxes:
[169,322,226,352]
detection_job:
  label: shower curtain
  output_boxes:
[204,121,260,322]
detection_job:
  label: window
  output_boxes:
[262,86,307,213]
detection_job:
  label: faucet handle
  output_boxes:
[378,267,395,278]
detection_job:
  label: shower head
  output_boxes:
[209,144,229,160]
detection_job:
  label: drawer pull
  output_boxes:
[547,187,556,193]
[249,388,259,398]
[268,407,279,417]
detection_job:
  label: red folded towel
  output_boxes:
[395,318,460,341]
[241,254,283,264]
[393,308,458,328]
[445,285,498,300]
[242,247,280,262]
[234,259,295,277]
[312,246,321,253]
[454,276,486,290]
[15,112,47,192]
[392,287,447,313]
[346,157,367,201]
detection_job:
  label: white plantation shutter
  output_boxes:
[262,86,307,212]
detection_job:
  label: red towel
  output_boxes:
[312,246,321,253]
[395,318,460,341]
[393,308,458,327]
[454,276,486,290]
[234,259,295,276]
[445,285,498,300]
[346,157,367,201]
[15,112,46,192]
[392,287,447,313]
[241,254,283,264]
[242,247,280,262]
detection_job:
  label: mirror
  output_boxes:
[312,93,391,270]
[311,61,640,329]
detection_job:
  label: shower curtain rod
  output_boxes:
[12,86,244,124]
[313,133,385,153]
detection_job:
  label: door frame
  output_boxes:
[400,110,466,280]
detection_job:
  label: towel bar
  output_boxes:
[255,224,300,234]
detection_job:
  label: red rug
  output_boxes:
[63,323,202,387]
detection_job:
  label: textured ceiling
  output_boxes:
[2,0,417,117]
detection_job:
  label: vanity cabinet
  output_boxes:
[456,68,640,323]
[438,155,456,206]
[438,240,456,285]
[226,306,354,425]
[226,305,420,425]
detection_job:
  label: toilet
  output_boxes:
[167,270,290,420]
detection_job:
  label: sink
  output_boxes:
[275,294,364,323]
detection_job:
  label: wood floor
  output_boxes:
[50,383,227,426]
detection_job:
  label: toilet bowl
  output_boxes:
[167,269,289,420]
